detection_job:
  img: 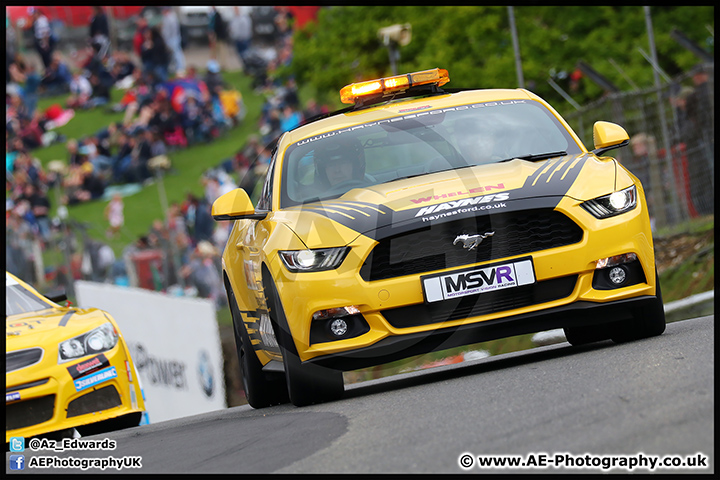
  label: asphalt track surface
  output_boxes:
[6,316,713,474]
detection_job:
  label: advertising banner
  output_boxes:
[75,281,226,424]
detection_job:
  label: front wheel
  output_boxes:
[228,287,288,408]
[564,323,610,346]
[263,273,344,407]
[611,269,666,343]
[281,346,344,407]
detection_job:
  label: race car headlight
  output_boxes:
[279,247,350,272]
[581,185,637,218]
[58,323,119,363]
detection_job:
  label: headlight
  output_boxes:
[58,323,119,363]
[581,185,637,218]
[279,247,350,272]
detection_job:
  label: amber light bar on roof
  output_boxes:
[339,68,450,104]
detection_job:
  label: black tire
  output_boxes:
[263,273,344,407]
[611,269,666,343]
[563,323,609,346]
[227,287,288,408]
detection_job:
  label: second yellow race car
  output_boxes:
[6,272,146,444]
[212,68,665,407]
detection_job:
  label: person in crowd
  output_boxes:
[161,6,186,76]
[108,50,137,89]
[63,162,105,205]
[180,240,225,307]
[80,138,113,177]
[229,6,253,66]
[88,72,111,109]
[125,127,153,184]
[89,6,111,62]
[104,193,124,238]
[208,7,230,70]
[6,202,38,284]
[149,128,168,158]
[111,130,134,183]
[302,98,323,124]
[181,96,203,144]
[67,71,93,109]
[28,7,56,69]
[133,16,149,59]
[17,182,51,242]
[40,52,73,95]
[64,138,82,167]
[21,63,41,118]
[203,60,226,99]
[280,104,302,132]
[140,26,170,86]
[7,52,29,100]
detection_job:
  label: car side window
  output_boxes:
[256,150,276,212]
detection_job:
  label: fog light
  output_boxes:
[608,266,628,285]
[329,319,349,337]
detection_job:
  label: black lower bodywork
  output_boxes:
[307,295,659,372]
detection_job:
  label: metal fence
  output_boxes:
[565,63,714,230]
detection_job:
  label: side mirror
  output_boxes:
[592,121,630,156]
[45,290,67,304]
[211,188,267,221]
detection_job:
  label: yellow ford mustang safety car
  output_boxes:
[212,68,665,408]
[6,272,145,444]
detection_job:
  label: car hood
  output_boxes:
[279,153,616,246]
[6,308,113,352]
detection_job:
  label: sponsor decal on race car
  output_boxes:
[414,192,510,218]
[73,366,118,392]
[67,354,110,379]
[398,105,432,113]
[422,257,536,303]
[410,183,507,204]
[297,100,530,147]
[6,392,21,403]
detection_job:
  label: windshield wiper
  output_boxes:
[500,151,567,162]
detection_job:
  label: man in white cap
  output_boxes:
[28,7,56,69]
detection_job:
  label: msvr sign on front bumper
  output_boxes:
[422,257,536,303]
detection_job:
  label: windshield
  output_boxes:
[6,284,55,316]
[280,99,583,207]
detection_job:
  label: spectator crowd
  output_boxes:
[7,6,330,307]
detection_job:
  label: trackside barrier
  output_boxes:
[74,281,226,424]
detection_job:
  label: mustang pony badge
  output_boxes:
[453,232,495,251]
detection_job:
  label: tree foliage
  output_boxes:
[288,6,714,114]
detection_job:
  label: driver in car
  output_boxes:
[314,136,368,192]
[454,118,505,165]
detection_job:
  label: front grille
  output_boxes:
[360,209,583,281]
[67,385,122,418]
[382,275,578,328]
[6,348,44,373]
[6,395,56,430]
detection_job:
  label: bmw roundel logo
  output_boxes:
[197,350,214,398]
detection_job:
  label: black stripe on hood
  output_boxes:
[521,154,588,196]
[289,155,591,241]
[59,311,74,327]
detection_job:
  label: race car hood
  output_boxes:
[6,308,113,352]
[280,153,617,246]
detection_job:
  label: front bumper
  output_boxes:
[269,196,656,365]
[308,295,657,371]
[6,343,145,443]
